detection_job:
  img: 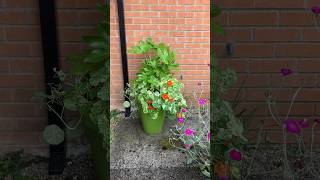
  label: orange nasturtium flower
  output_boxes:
[148,105,155,110]
[167,80,173,87]
[147,99,153,104]
[162,93,169,100]
[176,112,182,118]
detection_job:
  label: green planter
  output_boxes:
[138,106,165,135]
[83,119,109,180]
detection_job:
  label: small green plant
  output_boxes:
[125,38,187,119]
[0,150,34,180]
[37,4,109,148]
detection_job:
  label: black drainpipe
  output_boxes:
[116,0,131,117]
[38,0,66,174]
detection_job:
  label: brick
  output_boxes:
[279,12,314,26]
[3,0,37,8]
[0,59,9,72]
[0,104,36,117]
[255,28,301,41]
[274,103,315,116]
[0,43,40,57]
[245,88,293,102]
[0,10,38,25]
[249,59,297,73]
[214,28,252,42]
[0,74,37,88]
[298,60,320,72]
[10,58,42,73]
[271,73,317,87]
[302,28,320,41]
[57,10,79,26]
[79,11,103,25]
[230,12,278,26]
[5,26,40,41]
[216,0,254,8]
[0,118,17,130]
[276,44,320,58]
[0,89,13,102]
[296,89,320,102]
[76,0,104,8]
[255,0,304,8]
[58,27,96,42]
[234,44,274,58]
[218,59,249,72]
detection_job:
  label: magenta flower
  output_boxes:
[280,68,293,76]
[198,98,207,106]
[284,119,301,134]
[207,132,211,141]
[229,149,242,161]
[220,176,230,180]
[315,118,320,124]
[298,119,309,128]
[181,108,187,112]
[178,117,184,123]
[312,6,320,15]
[185,128,195,136]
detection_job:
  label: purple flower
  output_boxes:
[177,117,184,123]
[184,144,191,149]
[181,108,187,112]
[284,119,301,135]
[185,128,195,136]
[312,6,320,15]
[315,118,320,124]
[298,119,309,128]
[280,68,293,76]
[229,149,242,161]
[198,98,207,106]
[220,176,230,180]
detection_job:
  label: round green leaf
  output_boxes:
[123,101,131,108]
[43,125,65,145]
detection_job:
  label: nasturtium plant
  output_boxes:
[125,38,187,119]
[38,4,109,148]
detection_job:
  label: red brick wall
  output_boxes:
[214,0,320,143]
[110,0,210,110]
[0,0,103,155]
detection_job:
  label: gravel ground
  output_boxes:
[20,154,95,180]
[240,145,320,180]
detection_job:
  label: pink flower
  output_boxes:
[220,176,229,180]
[284,119,301,135]
[185,128,195,136]
[280,68,293,76]
[207,132,211,141]
[198,98,207,106]
[181,108,187,112]
[177,117,184,123]
[229,149,242,161]
[298,119,309,128]
[184,144,191,149]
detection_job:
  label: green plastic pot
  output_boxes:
[83,119,109,180]
[138,105,165,135]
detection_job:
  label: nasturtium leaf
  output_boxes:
[43,125,65,145]
[123,101,131,108]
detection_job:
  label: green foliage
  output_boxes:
[38,4,109,149]
[211,3,225,35]
[0,150,34,180]
[43,125,65,145]
[127,38,187,119]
